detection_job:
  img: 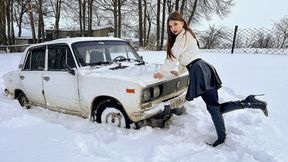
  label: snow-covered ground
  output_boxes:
[0,51,287,162]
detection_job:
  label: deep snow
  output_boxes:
[0,51,287,162]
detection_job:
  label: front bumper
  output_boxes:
[131,93,186,121]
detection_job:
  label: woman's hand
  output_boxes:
[153,73,164,79]
[171,71,178,76]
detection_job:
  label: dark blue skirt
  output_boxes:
[186,59,222,101]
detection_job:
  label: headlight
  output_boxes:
[142,86,162,103]
[142,89,151,102]
[152,86,161,98]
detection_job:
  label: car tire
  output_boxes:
[93,99,131,128]
[17,92,31,109]
[171,106,186,116]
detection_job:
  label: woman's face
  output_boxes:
[168,20,184,35]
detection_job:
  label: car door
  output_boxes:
[20,46,46,105]
[42,44,80,112]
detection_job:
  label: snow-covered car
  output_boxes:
[3,37,189,128]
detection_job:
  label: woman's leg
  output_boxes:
[220,95,268,116]
[201,89,226,147]
[201,88,219,106]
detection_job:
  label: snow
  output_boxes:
[1,51,288,162]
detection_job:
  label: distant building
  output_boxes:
[1,26,115,53]
[15,36,33,45]
[0,37,33,52]
[45,26,114,41]
[14,37,32,52]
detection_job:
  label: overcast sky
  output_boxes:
[195,0,288,30]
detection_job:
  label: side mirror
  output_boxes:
[64,64,75,76]
[69,69,75,75]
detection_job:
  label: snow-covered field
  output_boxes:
[1,51,287,162]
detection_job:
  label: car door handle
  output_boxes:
[20,75,25,80]
[43,76,50,81]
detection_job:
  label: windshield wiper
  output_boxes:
[109,64,128,70]
[113,57,129,62]
[129,58,145,65]
[88,61,112,66]
[114,58,143,63]
[135,61,146,65]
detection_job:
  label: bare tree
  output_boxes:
[156,0,160,50]
[49,0,62,38]
[78,0,87,36]
[187,0,196,24]
[6,0,16,45]
[182,0,235,25]
[87,0,94,36]
[62,0,105,32]
[133,0,149,47]
[138,0,143,46]
[0,0,7,45]
[143,0,147,46]
[97,0,127,38]
[36,0,45,42]
[244,33,257,48]
[273,16,288,48]
[179,0,186,15]
[26,0,36,43]
[175,0,179,11]
[251,32,273,48]
[113,0,118,37]
[0,0,237,50]
[117,0,122,37]
[198,25,228,49]
[160,0,166,50]
[10,0,16,45]
[14,0,28,37]
[6,0,11,44]
[145,6,152,48]
[166,0,173,14]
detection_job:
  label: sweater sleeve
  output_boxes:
[159,57,178,76]
[178,64,187,75]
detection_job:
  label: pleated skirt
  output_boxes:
[186,59,222,101]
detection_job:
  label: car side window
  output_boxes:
[48,45,76,71]
[23,47,45,71]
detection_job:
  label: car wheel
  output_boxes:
[93,99,131,128]
[17,92,31,109]
[171,106,186,116]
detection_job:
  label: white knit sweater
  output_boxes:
[160,29,201,76]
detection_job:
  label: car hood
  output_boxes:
[80,63,185,86]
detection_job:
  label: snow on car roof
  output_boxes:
[51,37,125,44]
[28,37,127,48]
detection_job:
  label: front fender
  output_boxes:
[3,71,22,98]
[78,76,143,120]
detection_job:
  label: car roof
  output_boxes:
[28,37,127,48]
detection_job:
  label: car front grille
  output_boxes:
[141,75,189,104]
[160,75,189,98]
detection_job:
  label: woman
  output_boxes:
[153,11,268,147]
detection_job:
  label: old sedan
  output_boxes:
[3,37,189,128]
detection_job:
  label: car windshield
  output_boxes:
[72,41,142,67]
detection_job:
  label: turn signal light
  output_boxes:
[126,89,135,93]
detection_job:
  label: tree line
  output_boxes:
[198,16,288,49]
[0,0,234,50]
[2,0,286,50]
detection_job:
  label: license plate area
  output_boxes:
[170,95,186,109]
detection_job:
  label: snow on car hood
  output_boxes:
[80,62,180,86]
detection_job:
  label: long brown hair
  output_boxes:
[166,11,198,59]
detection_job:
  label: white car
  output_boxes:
[3,37,188,128]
